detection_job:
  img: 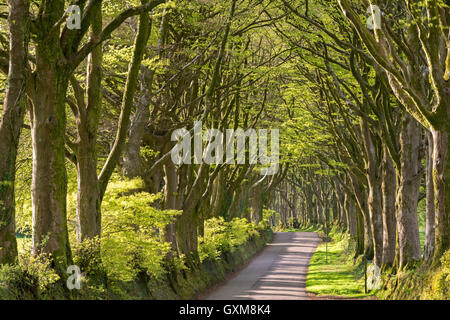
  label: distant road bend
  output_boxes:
[204,232,320,300]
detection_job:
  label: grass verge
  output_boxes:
[301,226,376,299]
[282,224,448,300]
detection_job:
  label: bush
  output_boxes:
[72,236,105,281]
[262,209,280,229]
[99,178,181,282]
[0,245,60,299]
[69,177,182,285]
[198,217,260,262]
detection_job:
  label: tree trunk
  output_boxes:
[366,172,384,266]
[76,140,101,240]
[212,172,226,218]
[292,188,298,227]
[361,117,384,267]
[339,181,347,229]
[345,194,357,239]
[355,204,365,256]
[350,174,373,258]
[341,198,348,229]
[316,195,322,225]
[121,67,153,178]
[74,4,154,242]
[382,146,397,266]
[30,59,71,271]
[306,187,315,224]
[163,159,179,253]
[176,164,208,259]
[424,131,435,261]
[331,192,338,221]
[396,113,421,269]
[250,185,262,225]
[0,0,28,264]
[176,206,198,262]
[335,180,345,229]
[431,124,450,264]
[28,1,74,271]
[75,3,103,241]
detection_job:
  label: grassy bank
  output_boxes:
[293,224,448,300]
[380,250,450,300]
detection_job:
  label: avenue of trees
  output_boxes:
[0,0,448,293]
[269,0,449,272]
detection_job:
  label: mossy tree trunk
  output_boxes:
[30,51,72,271]
[396,113,422,268]
[0,0,29,265]
[381,146,397,267]
[431,124,450,264]
[361,117,384,267]
[424,131,435,261]
[350,173,373,259]
[72,2,103,241]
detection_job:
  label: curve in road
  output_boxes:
[204,232,320,300]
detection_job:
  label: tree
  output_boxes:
[0,0,29,264]
[26,0,165,271]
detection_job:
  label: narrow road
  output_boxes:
[204,232,320,300]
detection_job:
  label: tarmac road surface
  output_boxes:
[204,232,320,300]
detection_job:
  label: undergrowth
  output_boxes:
[198,217,263,262]
[380,249,450,300]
